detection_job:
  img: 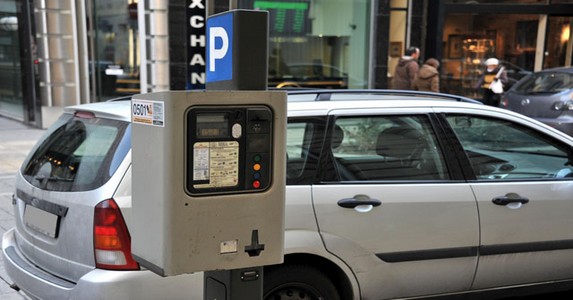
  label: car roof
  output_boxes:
[64,98,132,121]
[63,90,483,121]
[534,66,573,74]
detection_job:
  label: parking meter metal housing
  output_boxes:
[130,90,286,276]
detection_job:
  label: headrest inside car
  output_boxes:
[331,125,344,149]
[376,127,424,159]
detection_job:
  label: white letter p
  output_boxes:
[209,27,228,72]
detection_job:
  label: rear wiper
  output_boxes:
[34,175,74,183]
[34,175,74,189]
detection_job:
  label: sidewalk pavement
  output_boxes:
[0,116,46,299]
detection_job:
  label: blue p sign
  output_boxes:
[205,10,268,91]
[206,13,233,83]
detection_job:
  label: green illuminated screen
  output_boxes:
[254,0,310,35]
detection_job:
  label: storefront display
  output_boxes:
[441,6,572,99]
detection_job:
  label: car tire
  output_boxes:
[263,264,340,300]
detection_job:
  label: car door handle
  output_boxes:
[337,195,382,209]
[492,193,529,206]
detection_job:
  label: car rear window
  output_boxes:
[513,71,573,94]
[21,113,131,192]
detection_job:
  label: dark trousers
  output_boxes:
[481,89,501,107]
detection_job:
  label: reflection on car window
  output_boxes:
[513,72,573,94]
[328,115,449,181]
[22,114,130,192]
[286,122,311,179]
[446,115,573,180]
[286,119,323,185]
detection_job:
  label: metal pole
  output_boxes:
[206,0,215,16]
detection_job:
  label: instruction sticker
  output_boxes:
[132,100,164,127]
[193,141,239,189]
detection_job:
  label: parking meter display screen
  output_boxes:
[187,106,273,195]
[197,113,229,138]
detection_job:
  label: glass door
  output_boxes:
[543,16,573,69]
[89,0,140,102]
[0,0,23,119]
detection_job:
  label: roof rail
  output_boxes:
[103,90,481,104]
[286,89,482,104]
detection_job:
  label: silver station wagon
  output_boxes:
[4,90,573,299]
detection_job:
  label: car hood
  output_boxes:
[504,90,572,119]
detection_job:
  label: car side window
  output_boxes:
[329,115,450,181]
[286,118,324,185]
[445,115,573,180]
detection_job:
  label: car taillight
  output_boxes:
[500,96,509,107]
[94,199,139,270]
[74,111,95,119]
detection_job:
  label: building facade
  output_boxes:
[1,0,572,127]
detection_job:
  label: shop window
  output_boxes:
[242,0,371,89]
[442,13,538,99]
[445,0,549,3]
[515,21,537,71]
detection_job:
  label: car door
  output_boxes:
[441,110,573,289]
[312,108,479,299]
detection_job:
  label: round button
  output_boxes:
[253,155,262,162]
[252,180,261,189]
[253,163,261,171]
[232,123,242,139]
[253,172,261,179]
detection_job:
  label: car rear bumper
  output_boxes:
[2,228,202,300]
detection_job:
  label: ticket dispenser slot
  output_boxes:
[187,106,273,195]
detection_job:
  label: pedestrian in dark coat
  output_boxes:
[475,58,508,106]
[393,47,420,90]
[413,58,440,92]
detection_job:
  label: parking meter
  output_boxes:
[130,90,286,276]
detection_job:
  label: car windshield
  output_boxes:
[512,71,573,94]
[21,113,131,192]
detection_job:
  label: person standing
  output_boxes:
[475,58,508,106]
[413,58,440,92]
[393,47,420,90]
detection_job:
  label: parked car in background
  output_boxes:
[268,63,349,89]
[500,60,532,89]
[4,90,573,300]
[501,66,573,136]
